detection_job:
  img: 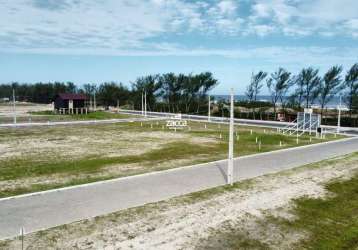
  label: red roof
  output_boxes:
[58,93,87,100]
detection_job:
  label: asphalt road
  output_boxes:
[0,137,357,240]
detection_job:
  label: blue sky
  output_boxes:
[0,0,357,94]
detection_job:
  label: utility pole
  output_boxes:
[144,91,147,117]
[93,92,97,111]
[141,91,144,115]
[337,95,341,133]
[12,88,16,124]
[227,88,234,185]
[208,95,211,121]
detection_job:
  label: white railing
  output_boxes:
[280,119,297,135]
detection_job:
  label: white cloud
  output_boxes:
[217,0,238,16]
[249,0,358,37]
[0,0,357,56]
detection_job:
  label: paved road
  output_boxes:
[0,137,357,240]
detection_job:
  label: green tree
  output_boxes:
[297,67,321,108]
[266,68,292,117]
[318,65,343,116]
[344,63,358,117]
[245,71,267,119]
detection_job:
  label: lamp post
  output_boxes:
[141,91,144,115]
[227,88,234,185]
[337,95,341,133]
[144,91,147,117]
[208,95,211,122]
[13,88,16,124]
[93,92,96,111]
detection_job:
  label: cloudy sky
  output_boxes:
[0,0,357,94]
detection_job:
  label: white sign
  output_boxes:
[166,114,187,129]
[304,108,313,114]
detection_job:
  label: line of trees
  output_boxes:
[0,72,218,114]
[245,63,358,119]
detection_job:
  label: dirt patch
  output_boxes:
[0,103,52,117]
[0,128,192,162]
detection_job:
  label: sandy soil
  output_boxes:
[3,153,357,250]
[0,124,218,193]
[0,102,52,117]
[0,128,205,161]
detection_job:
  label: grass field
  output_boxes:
[1,152,356,249]
[0,119,344,198]
[0,111,134,124]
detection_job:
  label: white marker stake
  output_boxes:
[205,124,207,129]
[250,129,253,135]
[258,141,261,151]
[255,137,258,144]
[279,141,282,147]
[227,88,234,185]
[220,133,222,139]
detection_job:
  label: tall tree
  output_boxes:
[297,67,321,108]
[289,75,305,110]
[97,82,130,107]
[131,74,162,111]
[245,71,267,119]
[266,68,291,117]
[344,63,358,117]
[318,65,343,116]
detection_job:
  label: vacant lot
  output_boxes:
[1,152,356,249]
[0,102,133,123]
[0,120,343,197]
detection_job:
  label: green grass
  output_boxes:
[29,110,133,120]
[284,173,358,249]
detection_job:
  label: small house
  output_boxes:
[54,93,88,114]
